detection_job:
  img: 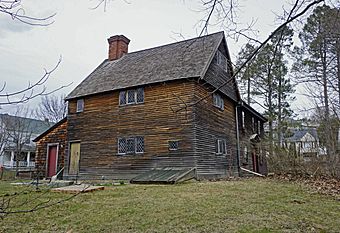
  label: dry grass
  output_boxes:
[0,178,339,233]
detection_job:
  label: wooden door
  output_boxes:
[69,142,80,175]
[47,145,58,177]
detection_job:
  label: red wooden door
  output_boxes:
[47,146,58,177]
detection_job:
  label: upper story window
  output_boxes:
[213,93,224,110]
[118,136,144,155]
[76,99,84,112]
[215,50,228,71]
[119,87,144,106]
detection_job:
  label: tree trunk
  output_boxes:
[278,66,283,148]
[247,70,251,105]
[321,40,333,158]
[15,151,19,178]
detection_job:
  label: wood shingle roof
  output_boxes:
[66,32,224,100]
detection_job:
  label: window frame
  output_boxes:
[216,50,228,71]
[118,138,127,155]
[216,139,227,155]
[213,93,224,110]
[119,91,127,105]
[127,90,136,104]
[76,99,84,113]
[135,136,144,154]
[136,87,144,104]
[117,136,144,155]
[119,88,144,106]
[168,140,179,151]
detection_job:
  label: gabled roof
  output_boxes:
[66,32,225,100]
[33,117,67,142]
[287,128,318,142]
[0,114,53,135]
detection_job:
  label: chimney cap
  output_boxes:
[107,35,130,44]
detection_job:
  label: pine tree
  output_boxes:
[294,5,340,157]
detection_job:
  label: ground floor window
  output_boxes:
[168,140,179,151]
[216,139,227,155]
[118,136,144,155]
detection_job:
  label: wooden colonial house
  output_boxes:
[34,32,267,181]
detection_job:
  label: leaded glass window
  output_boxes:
[136,88,144,103]
[168,141,179,151]
[136,136,144,153]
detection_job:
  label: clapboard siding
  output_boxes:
[64,74,241,180]
[64,80,198,179]
[35,120,67,177]
[193,63,239,178]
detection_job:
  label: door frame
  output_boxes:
[46,143,59,178]
[68,140,81,175]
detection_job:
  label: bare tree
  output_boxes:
[0,0,55,26]
[34,95,67,123]
[0,57,73,107]
[0,2,70,107]
[0,120,9,179]
[1,107,33,177]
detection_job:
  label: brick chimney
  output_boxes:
[107,35,130,61]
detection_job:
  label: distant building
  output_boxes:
[0,114,52,171]
[285,128,326,159]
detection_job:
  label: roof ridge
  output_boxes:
[122,31,224,57]
[0,113,48,123]
[66,31,227,100]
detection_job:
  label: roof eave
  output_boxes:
[33,117,67,142]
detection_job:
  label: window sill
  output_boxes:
[213,105,224,111]
[119,102,144,107]
[117,153,144,156]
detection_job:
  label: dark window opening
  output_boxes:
[169,140,179,151]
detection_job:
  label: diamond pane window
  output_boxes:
[136,88,144,103]
[127,90,136,104]
[126,138,135,154]
[118,138,127,155]
[119,91,126,105]
[136,136,144,153]
[169,141,179,151]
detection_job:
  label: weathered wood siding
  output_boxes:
[193,64,238,179]
[64,55,245,180]
[35,120,67,178]
[65,80,197,180]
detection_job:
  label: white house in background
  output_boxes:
[0,114,52,170]
[286,128,326,159]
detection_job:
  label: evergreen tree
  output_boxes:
[236,26,295,149]
[294,5,340,157]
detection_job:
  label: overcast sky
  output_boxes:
[0,0,315,115]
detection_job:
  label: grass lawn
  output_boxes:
[0,178,339,233]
